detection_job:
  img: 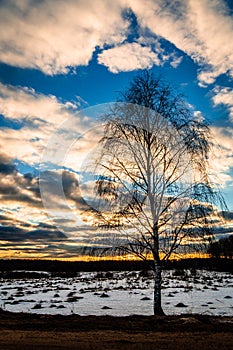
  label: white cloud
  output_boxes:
[212,86,233,121]
[170,55,183,69]
[98,42,162,73]
[193,110,204,122]
[128,0,233,86]
[209,126,233,187]
[0,0,128,74]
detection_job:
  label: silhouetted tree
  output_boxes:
[89,71,225,315]
[208,235,233,259]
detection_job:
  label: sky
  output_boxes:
[0,0,233,259]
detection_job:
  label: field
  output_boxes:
[0,269,232,316]
[0,263,232,349]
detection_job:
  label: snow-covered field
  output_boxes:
[0,269,232,316]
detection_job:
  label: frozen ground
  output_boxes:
[0,269,232,316]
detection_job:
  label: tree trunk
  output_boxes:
[153,260,165,316]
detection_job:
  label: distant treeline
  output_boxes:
[208,235,233,259]
[0,258,232,278]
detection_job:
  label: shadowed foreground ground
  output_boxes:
[0,310,232,349]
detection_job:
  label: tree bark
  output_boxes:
[153,260,165,316]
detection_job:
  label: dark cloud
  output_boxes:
[0,155,41,206]
[0,163,16,174]
[213,226,233,236]
[0,152,16,174]
[62,170,93,210]
[0,225,66,242]
[0,226,24,242]
[28,229,66,240]
[0,162,91,209]
[0,215,31,228]
[0,221,97,258]
[220,210,233,221]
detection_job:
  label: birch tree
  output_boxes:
[87,71,224,315]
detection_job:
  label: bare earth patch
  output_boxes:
[0,310,232,349]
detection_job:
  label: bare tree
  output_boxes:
[86,71,225,315]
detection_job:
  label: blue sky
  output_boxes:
[0,0,233,259]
